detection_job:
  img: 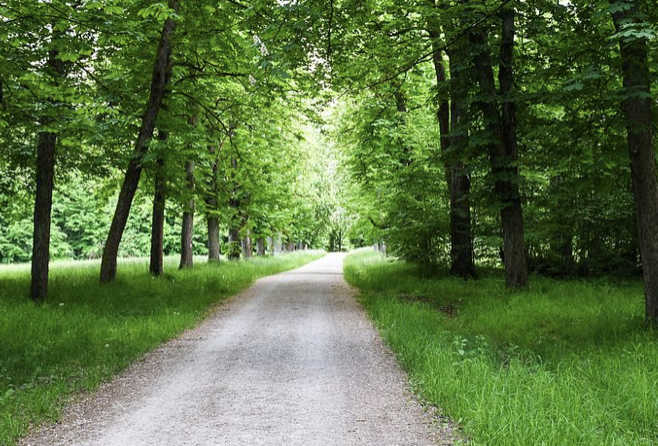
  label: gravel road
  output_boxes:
[21,253,456,446]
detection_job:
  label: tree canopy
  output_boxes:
[1,0,657,324]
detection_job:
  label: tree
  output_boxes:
[467,1,527,287]
[610,0,658,327]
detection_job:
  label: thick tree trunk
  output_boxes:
[257,237,266,256]
[149,137,167,276]
[469,7,527,287]
[207,217,220,261]
[613,5,658,327]
[242,232,252,259]
[206,144,221,261]
[179,160,195,269]
[30,47,64,302]
[228,227,240,260]
[99,3,177,283]
[31,132,57,301]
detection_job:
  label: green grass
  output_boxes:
[344,249,658,446]
[0,251,324,446]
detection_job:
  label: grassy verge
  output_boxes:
[344,249,658,446]
[0,251,324,446]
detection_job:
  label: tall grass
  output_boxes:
[0,252,323,446]
[344,249,658,446]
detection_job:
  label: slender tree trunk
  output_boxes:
[429,22,476,279]
[469,6,527,287]
[206,145,221,261]
[0,72,5,110]
[447,50,476,279]
[179,160,195,269]
[31,46,65,302]
[149,134,167,276]
[227,156,241,260]
[100,2,177,282]
[257,237,265,256]
[613,4,658,327]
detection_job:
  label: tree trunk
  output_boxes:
[179,160,195,269]
[242,232,252,259]
[429,23,476,279]
[30,46,65,302]
[207,216,220,261]
[99,2,177,283]
[447,50,476,279]
[613,4,658,327]
[257,237,266,256]
[0,72,5,110]
[469,6,527,287]
[31,132,57,302]
[228,227,240,260]
[149,135,167,276]
[206,144,221,261]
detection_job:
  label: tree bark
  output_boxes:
[0,72,5,110]
[100,2,177,282]
[206,145,221,261]
[257,237,266,256]
[469,5,527,287]
[31,132,57,302]
[30,46,65,302]
[612,4,658,327]
[228,227,240,260]
[447,49,476,279]
[227,156,241,260]
[149,133,167,276]
[428,21,476,279]
[242,232,252,258]
[179,160,195,269]
[207,216,220,261]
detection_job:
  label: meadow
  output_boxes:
[0,252,323,446]
[344,249,658,446]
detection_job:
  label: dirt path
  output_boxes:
[21,253,455,446]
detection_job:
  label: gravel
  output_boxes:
[20,253,459,446]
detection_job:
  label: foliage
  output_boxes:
[0,251,323,446]
[345,249,658,445]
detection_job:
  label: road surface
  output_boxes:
[21,253,454,446]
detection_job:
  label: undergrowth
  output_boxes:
[344,249,658,446]
[0,251,323,446]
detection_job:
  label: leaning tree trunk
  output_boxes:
[99,2,177,283]
[206,145,221,261]
[179,160,195,269]
[469,7,527,287]
[149,133,167,276]
[31,47,65,302]
[612,4,658,327]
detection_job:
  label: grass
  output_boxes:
[344,249,658,446]
[0,251,324,446]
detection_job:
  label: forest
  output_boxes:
[1,0,658,444]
